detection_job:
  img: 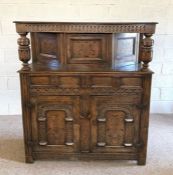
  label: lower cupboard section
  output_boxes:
[30,95,141,155]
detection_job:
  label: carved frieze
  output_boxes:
[91,87,143,95]
[30,86,143,96]
[30,87,80,96]
[15,22,156,33]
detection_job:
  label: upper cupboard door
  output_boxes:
[65,34,112,65]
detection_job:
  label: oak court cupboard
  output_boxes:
[14,21,157,165]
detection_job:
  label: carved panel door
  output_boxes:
[91,95,141,153]
[30,96,80,153]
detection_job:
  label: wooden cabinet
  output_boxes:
[14,21,157,165]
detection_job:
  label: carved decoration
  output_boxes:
[91,87,143,96]
[38,121,47,146]
[38,104,74,146]
[30,87,80,96]
[15,23,156,33]
[30,86,143,96]
[140,33,154,70]
[17,32,31,70]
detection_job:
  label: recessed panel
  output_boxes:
[121,78,142,86]
[59,76,80,87]
[39,34,57,56]
[91,77,112,87]
[47,111,65,145]
[118,38,134,57]
[71,39,101,59]
[33,33,60,64]
[30,76,50,85]
[106,111,125,146]
[66,34,110,64]
[113,33,139,67]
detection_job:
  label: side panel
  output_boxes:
[31,33,62,65]
[113,33,139,67]
[20,73,34,163]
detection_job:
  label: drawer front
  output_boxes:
[30,76,50,85]
[30,75,81,88]
[30,75,143,98]
[91,76,142,88]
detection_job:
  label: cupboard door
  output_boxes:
[30,96,80,153]
[91,96,141,153]
[65,34,112,65]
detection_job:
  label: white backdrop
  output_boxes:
[0,0,173,114]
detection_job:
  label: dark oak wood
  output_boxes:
[14,21,157,165]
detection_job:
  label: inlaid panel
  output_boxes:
[66,34,111,64]
[31,96,80,153]
[47,111,65,145]
[106,111,125,146]
[91,95,140,153]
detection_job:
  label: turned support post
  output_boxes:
[17,32,31,70]
[140,33,154,70]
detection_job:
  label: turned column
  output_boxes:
[17,32,31,70]
[140,33,154,70]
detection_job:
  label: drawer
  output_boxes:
[30,76,50,85]
[91,76,142,88]
[91,77,116,88]
[30,76,142,88]
[30,75,81,88]
[121,78,142,87]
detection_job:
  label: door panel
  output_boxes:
[65,34,111,65]
[31,96,80,153]
[47,111,66,145]
[105,111,125,146]
[91,96,141,153]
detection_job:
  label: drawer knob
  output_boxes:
[65,142,74,146]
[39,141,47,146]
[97,142,106,147]
[124,118,134,123]
[124,143,133,147]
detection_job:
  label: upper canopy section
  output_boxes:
[14,21,157,33]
